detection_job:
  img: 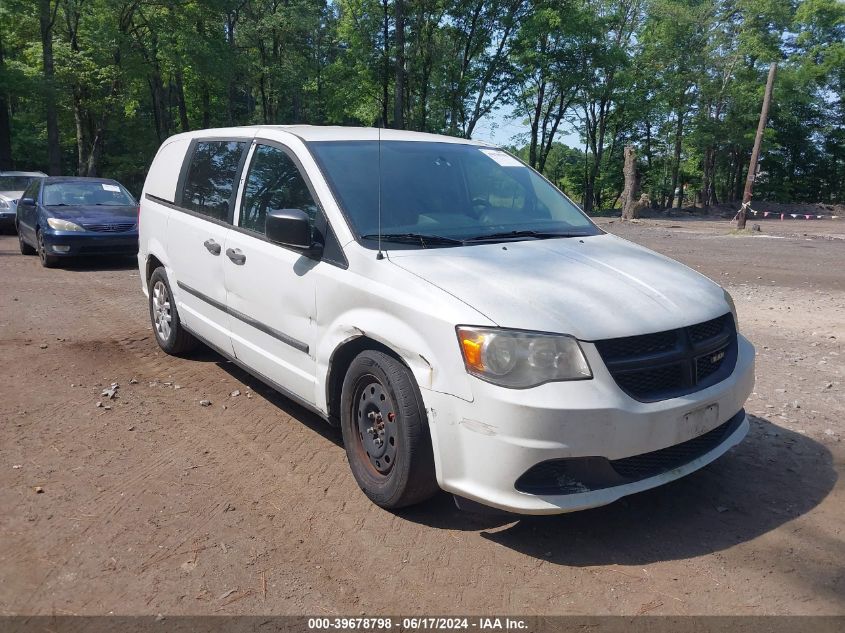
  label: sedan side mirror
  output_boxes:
[19,197,35,206]
[266,209,323,258]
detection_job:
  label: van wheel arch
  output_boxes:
[146,254,164,284]
[327,336,409,427]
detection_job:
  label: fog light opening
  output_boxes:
[52,245,70,253]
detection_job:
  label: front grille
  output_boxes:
[610,417,736,479]
[78,244,138,255]
[594,314,737,402]
[82,222,136,233]
[514,410,745,495]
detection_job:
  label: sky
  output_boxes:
[470,102,583,149]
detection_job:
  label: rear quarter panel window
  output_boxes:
[144,138,192,202]
[180,140,247,222]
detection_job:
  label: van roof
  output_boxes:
[170,125,493,146]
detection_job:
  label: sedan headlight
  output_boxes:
[47,218,85,232]
[0,199,10,210]
[723,288,739,330]
[456,326,592,388]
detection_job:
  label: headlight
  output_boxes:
[723,289,738,330]
[456,326,592,388]
[47,218,85,232]
[0,199,9,210]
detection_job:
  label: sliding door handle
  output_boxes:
[203,239,221,255]
[226,248,246,265]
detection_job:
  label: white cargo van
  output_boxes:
[138,126,754,514]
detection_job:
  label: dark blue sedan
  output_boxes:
[16,176,139,267]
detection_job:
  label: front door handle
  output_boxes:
[226,248,246,265]
[203,239,221,255]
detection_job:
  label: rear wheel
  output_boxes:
[340,350,438,509]
[148,267,198,355]
[36,229,59,268]
[18,228,35,255]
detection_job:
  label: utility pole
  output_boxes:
[738,62,777,229]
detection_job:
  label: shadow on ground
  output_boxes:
[213,355,343,448]
[401,416,838,565]
[183,345,838,568]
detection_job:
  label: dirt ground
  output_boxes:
[0,217,842,616]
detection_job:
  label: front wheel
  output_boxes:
[340,350,439,509]
[18,228,36,255]
[36,229,59,268]
[148,267,198,355]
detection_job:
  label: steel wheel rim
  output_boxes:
[152,280,172,341]
[352,375,398,476]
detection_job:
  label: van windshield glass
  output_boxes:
[308,141,599,246]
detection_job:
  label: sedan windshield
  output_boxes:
[43,181,134,206]
[308,141,600,246]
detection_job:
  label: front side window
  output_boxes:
[239,144,319,236]
[309,141,600,247]
[21,180,41,203]
[181,141,247,222]
[42,181,134,206]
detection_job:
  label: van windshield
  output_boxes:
[308,141,600,246]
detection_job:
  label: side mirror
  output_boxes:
[265,209,323,258]
[19,197,35,207]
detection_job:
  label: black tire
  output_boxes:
[148,267,198,355]
[340,350,439,509]
[36,229,59,268]
[18,228,36,255]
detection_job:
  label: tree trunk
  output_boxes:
[0,92,11,170]
[201,82,210,128]
[65,3,87,175]
[226,10,238,125]
[0,31,14,170]
[393,0,405,129]
[527,80,545,169]
[381,0,390,126]
[72,93,87,175]
[174,67,190,132]
[738,62,777,229]
[621,145,640,220]
[40,0,61,175]
[669,101,684,209]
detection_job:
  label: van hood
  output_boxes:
[387,234,730,341]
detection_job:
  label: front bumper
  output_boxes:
[422,334,755,514]
[42,229,138,257]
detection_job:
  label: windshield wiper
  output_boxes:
[463,230,586,242]
[360,232,465,246]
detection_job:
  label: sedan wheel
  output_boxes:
[37,230,59,268]
[18,229,36,255]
